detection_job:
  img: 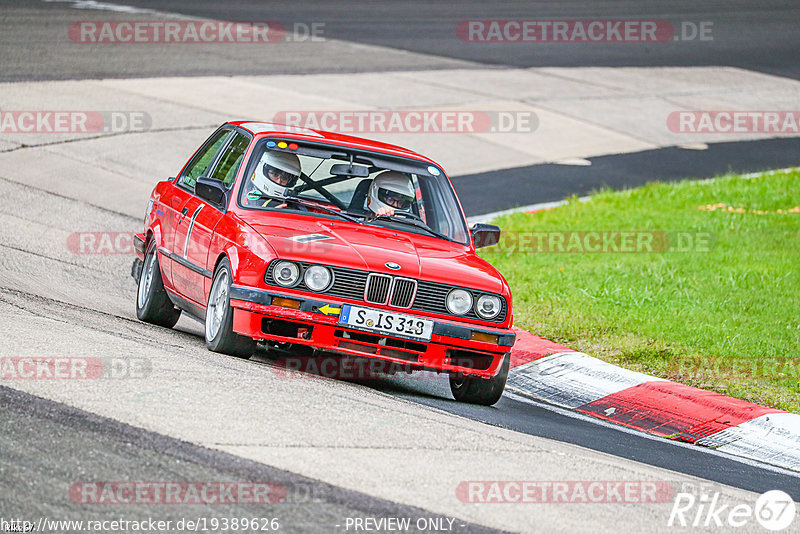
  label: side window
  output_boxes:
[210,133,250,188]
[179,130,232,191]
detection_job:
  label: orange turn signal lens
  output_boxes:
[272,297,301,310]
[471,331,499,344]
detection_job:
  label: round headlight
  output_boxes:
[304,265,332,292]
[273,261,300,287]
[446,289,473,315]
[476,295,502,319]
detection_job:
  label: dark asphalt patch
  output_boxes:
[0,385,504,534]
[455,137,800,216]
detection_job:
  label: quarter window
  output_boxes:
[210,133,250,188]
[179,130,231,192]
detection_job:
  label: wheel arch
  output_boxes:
[144,220,165,253]
[212,251,230,278]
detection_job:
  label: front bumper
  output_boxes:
[229,285,515,378]
[133,232,146,260]
[131,233,147,284]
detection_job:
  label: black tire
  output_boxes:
[449,353,510,406]
[205,257,256,358]
[136,241,181,328]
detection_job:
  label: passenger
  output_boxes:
[246,150,301,207]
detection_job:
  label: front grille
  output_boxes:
[365,273,392,304]
[328,267,368,300]
[390,278,417,308]
[412,282,450,315]
[265,260,507,322]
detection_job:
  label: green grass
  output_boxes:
[480,169,800,412]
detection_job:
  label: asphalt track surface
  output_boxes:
[0,385,500,534]
[3,0,799,213]
[2,1,800,532]
[6,0,799,80]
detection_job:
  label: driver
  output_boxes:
[246,150,301,207]
[367,171,415,217]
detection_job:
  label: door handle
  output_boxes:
[178,207,189,224]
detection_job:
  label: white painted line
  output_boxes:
[700,413,800,472]
[506,352,665,409]
[467,167,799,225]
[687,166,800,185]
[467,196,591,225]
[740,166,800,179]
[42,0,161,14]
[677,143,709,151]
[554,157,592,166]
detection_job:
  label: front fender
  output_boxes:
[207,216,277,291]
[148,219,165,256]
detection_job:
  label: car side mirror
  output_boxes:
[196,176,228,207]
[471,223,501,248]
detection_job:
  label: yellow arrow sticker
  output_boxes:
[318,304,341,316]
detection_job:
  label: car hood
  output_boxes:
[239,214,504,294]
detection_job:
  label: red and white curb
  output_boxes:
[507,327,800,473]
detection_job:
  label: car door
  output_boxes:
[174,130,251,307]
[166,128,233,300]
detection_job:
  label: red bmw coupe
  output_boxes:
[133,121,515,405]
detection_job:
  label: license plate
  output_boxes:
[339,305,434,342]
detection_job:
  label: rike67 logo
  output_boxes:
[669,490,796,531]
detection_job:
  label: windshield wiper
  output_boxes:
[248,193,364,225]
[370,213,452,242]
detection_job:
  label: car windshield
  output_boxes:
[238,139,470,244]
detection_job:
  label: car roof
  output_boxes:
[229,120,436,164]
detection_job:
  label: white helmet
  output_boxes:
[251,150,301,197]
[368,171,414,213]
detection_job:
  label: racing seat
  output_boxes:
[347,178,372,214]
